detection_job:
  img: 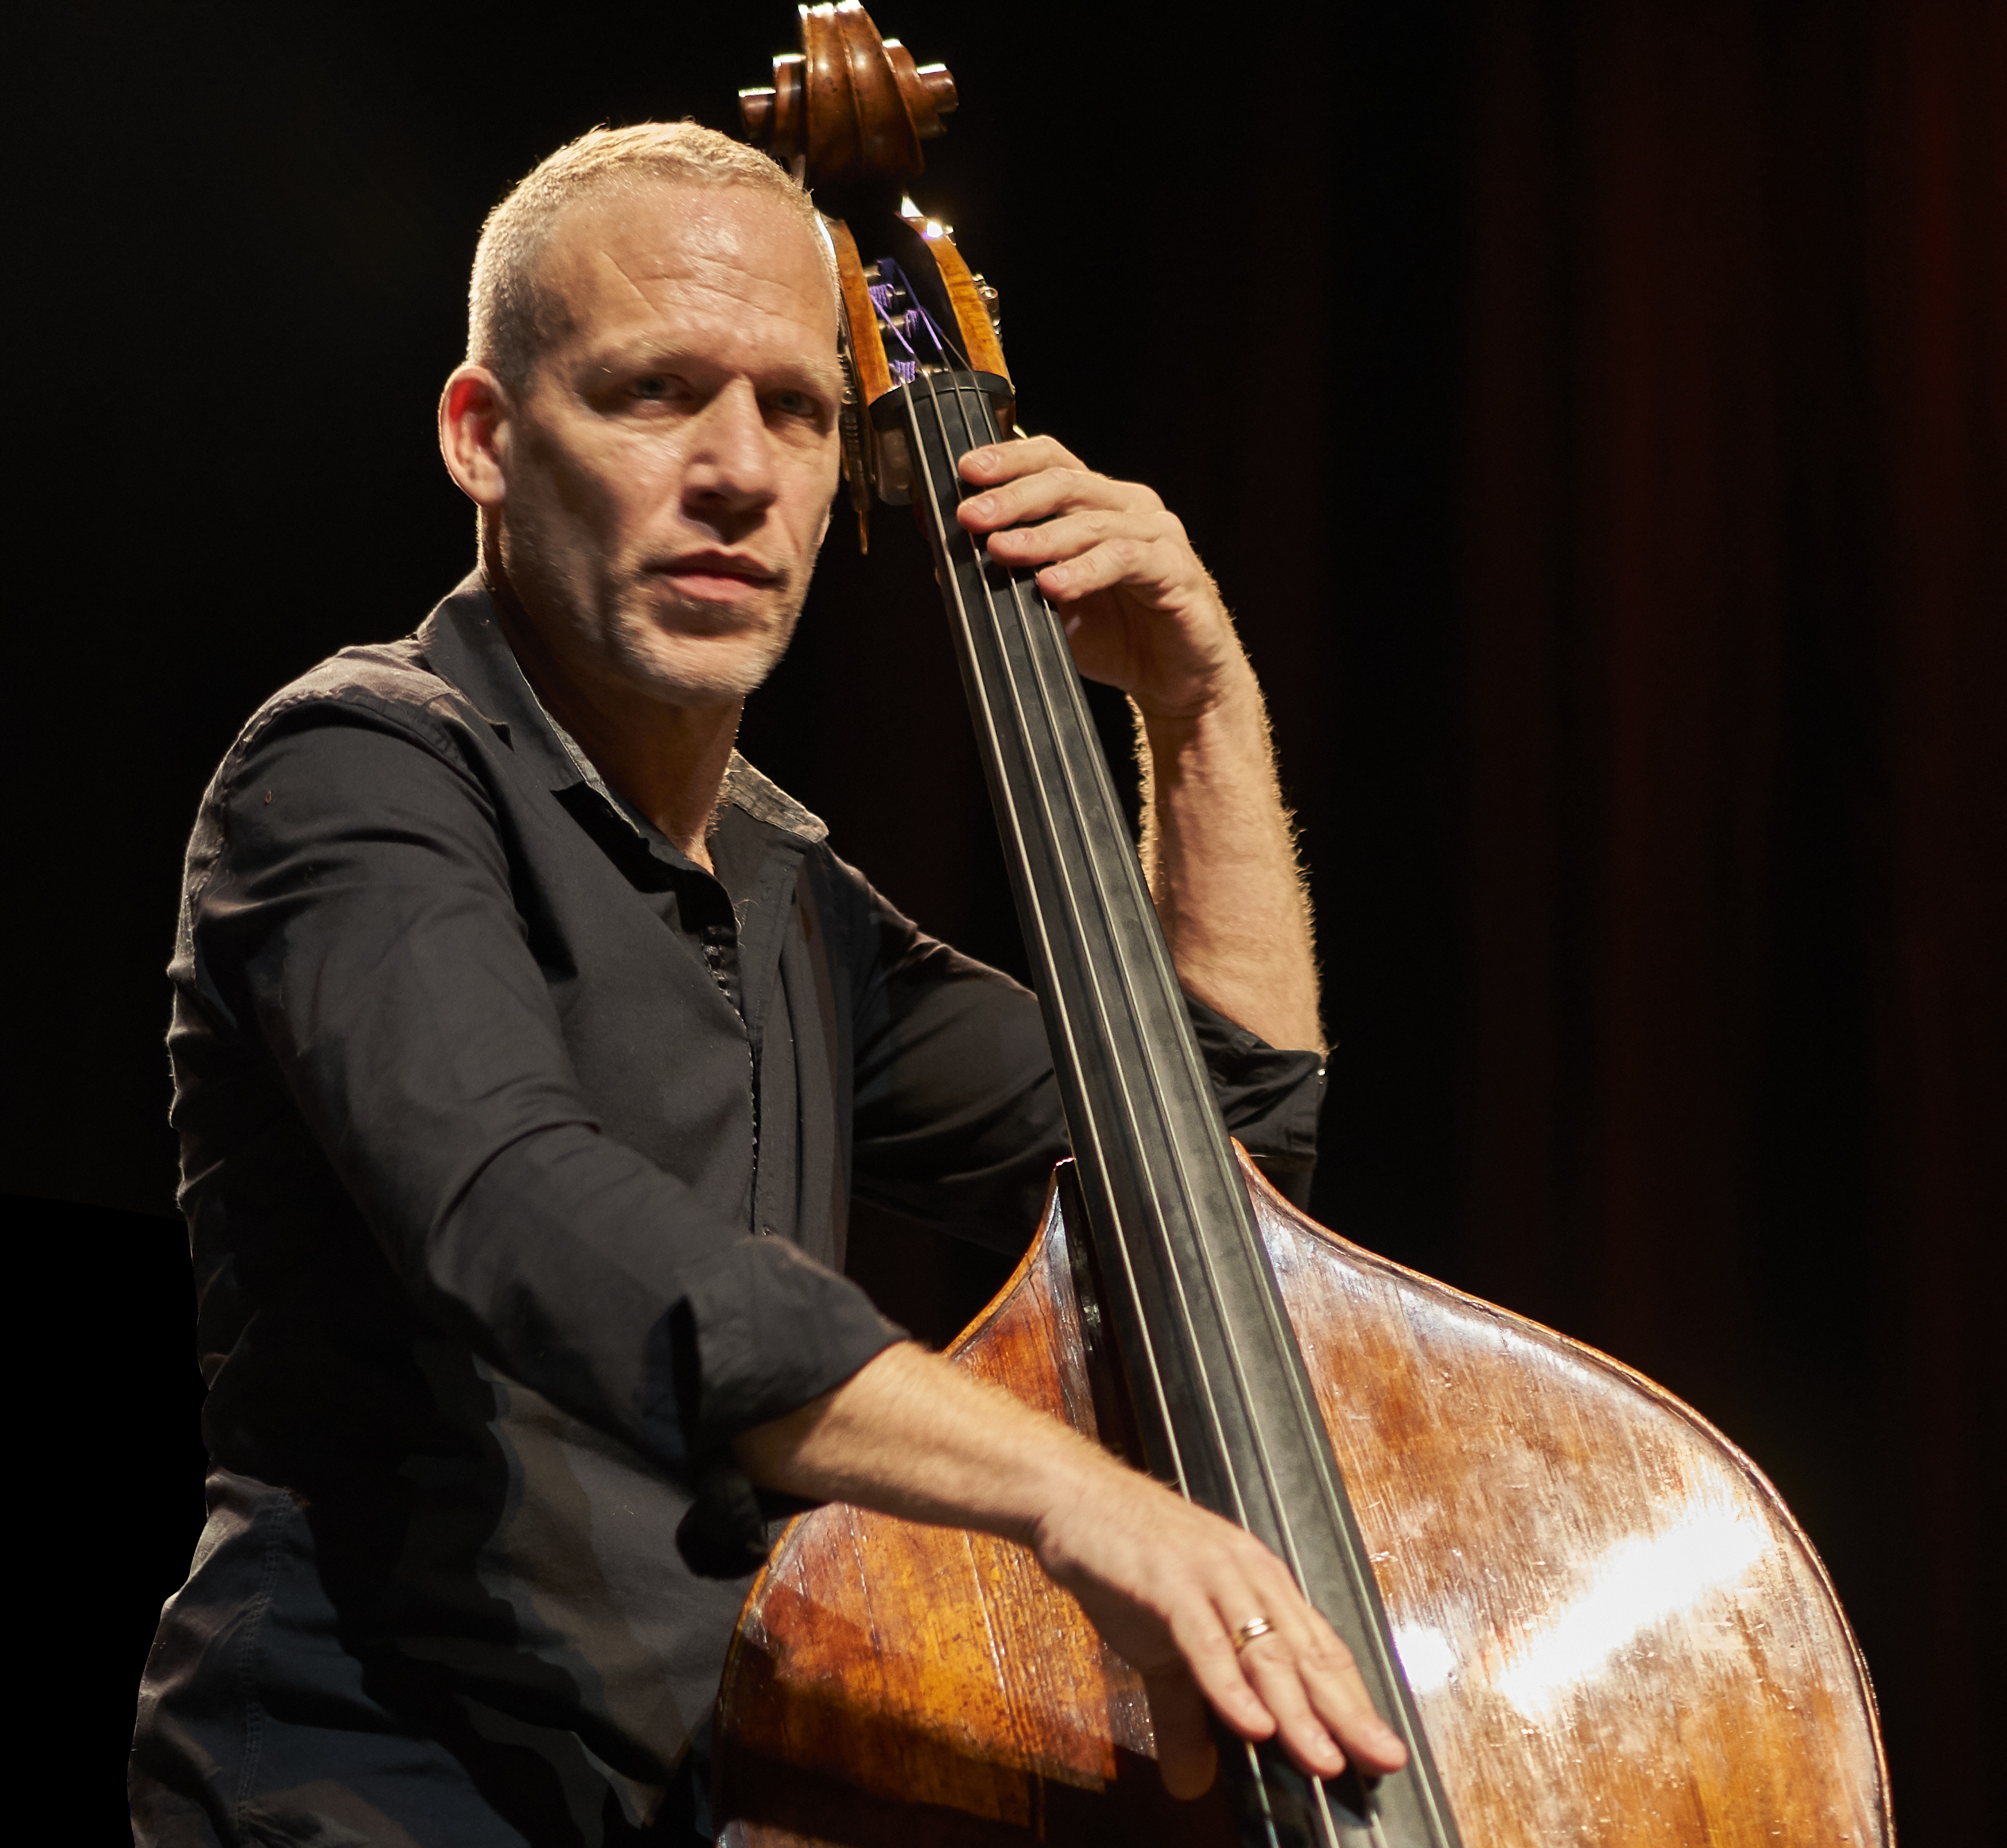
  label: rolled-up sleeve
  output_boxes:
[1182,995,1326,1208]
[184,693,901,1534]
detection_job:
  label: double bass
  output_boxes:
[713,10,1893,1844]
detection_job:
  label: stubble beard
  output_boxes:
[603,572,803,706]
[500,501,805,710]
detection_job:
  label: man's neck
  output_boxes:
[484,564,741,873]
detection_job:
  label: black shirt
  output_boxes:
[131,576,1326,1846]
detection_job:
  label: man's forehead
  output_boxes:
[541,182,833,330]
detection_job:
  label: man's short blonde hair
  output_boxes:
[468,121,831,393]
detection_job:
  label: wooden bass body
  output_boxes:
[716,1152,1890,1847]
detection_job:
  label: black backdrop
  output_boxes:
[13,2,1996,1840]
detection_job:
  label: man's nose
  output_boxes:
[683,381,780,531]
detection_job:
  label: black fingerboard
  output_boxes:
[876,368,1462,1848]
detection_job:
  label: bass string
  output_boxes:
[913,370,1316,1566]
[913,367,1401,1848]
[959,414,1282,1523]
[899,369,1192,1500]
[916,370,1251,1527]
[986,518,1407,1845]
[990,444,1328,1585]
[964,412,1403,1699]
[914,374,1349,1848]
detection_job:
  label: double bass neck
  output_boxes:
[881,357,1459,1848]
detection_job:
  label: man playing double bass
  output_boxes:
[131,123,1406,1845]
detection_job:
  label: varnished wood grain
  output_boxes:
[897,208,1012,389]
[1244,1159,1892,1848]
[823,216,894,407]
[742,3,953,186]
[717,1179,1164,1843]
[801,3,917,186]
[715,1159,1892,1845]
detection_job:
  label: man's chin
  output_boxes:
[611,627,793,708]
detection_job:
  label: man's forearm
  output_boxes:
[731,1340,1407,1797]
[733,1339,1107,1543]
[1137,667,1323,1054]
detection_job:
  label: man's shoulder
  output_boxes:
[246,633,417,714]
[225,579,510,775]
[238,635,472,750]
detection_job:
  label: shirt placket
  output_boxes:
[696,902,760,1213]
[522,683,771,1233]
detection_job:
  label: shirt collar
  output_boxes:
[416,572,829,849]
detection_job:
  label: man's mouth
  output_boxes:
[647,552,782,604]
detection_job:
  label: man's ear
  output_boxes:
[439,363,512,509]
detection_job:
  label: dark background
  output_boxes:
[13,1,1999,1839]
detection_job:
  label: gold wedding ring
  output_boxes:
[1231,1616,1275,1652]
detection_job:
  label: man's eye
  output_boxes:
[633,377,669,400]
[773,390,817,418]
